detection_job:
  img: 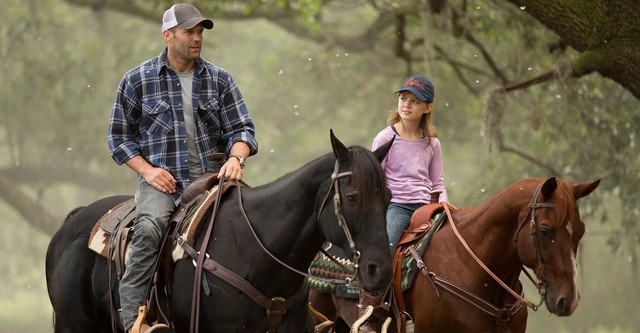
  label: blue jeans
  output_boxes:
[386,202,423,256]
[119,182,178,330]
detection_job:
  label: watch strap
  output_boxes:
[229,154,246,168]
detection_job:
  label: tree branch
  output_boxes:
[0,173,59,235]
[0,166,131,192]
[496,144,561,175]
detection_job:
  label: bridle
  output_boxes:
[316,160,360,281]
[513,182,558,310]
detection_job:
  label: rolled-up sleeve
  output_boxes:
[108,76,142,165]
[219,75,258,155]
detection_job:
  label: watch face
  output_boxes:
[231,155,245,168]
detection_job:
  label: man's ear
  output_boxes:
[163,29,172,42]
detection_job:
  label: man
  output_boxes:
[108,3,258,332]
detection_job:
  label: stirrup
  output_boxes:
[314,320,335,333]
[351,305,374,333]
[380,317,391,333]
[146,324,172,333]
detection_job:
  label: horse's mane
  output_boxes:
[251,145,390,210]
[64,206,86,222]
[349,145,392,209]
[454,178,576,228]
[513,178,575,229]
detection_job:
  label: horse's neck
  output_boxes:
[255,158,332,215]
[453,195,526,271]
[243,159,333,262]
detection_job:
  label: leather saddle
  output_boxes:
[87,172,237,279]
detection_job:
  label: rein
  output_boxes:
[181,175,308,333]
[189,175,225,333]
[180,159,362,332]
[235,160,359,285]
[441,182,555,311]
[443,203,540,310]
[405,185,557,332]
[408,246,525,322]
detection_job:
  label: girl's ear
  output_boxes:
[424,103,433,114]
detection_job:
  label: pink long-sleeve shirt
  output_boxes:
[372,125,448,204]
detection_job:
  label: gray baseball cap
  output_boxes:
[161,3,214,32]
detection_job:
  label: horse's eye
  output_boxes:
[345,193,358,205]
[540,227,552,238]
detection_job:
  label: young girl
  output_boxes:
[372,75,448,256]
[357,76,449,333]
[357,76,448,333]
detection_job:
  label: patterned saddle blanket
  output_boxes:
[309,204,447,297]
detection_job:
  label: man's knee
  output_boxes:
[134,218,166,243]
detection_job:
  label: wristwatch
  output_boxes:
[229,154,246,168]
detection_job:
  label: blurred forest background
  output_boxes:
[1,0,638,332]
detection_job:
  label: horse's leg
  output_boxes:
[404,272,442,333]
[47,238,113,331]
[308,289,337,326]
[332,295,361,333]
[46,201,122,333]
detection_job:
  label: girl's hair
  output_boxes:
[386,108,438,144]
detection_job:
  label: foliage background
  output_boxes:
[0,0,638,332]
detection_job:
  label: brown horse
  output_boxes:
[309,177,600,333]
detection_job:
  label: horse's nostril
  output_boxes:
[556,297,568,315]
[367,263,380,281]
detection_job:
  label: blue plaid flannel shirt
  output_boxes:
[108,48,258,193]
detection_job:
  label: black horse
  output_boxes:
[46,131,394,333]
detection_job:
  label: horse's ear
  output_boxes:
[540,177,558,198]
[330,129,350,162]
[372,136,395,162]
[573,179,601,200]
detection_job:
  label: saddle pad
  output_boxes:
[309,243,361,299]
[171,187,221,261]
[399,211,446,291]
[88,198,136,259]
[308,211,448,299]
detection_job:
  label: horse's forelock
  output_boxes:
[551,179,576,229]
[349,146,391,209]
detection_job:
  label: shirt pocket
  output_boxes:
[141,99,174,135]
[197,98,221,135]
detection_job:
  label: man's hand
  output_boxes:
[125,155,177,193]
[143,167,177,193]
[220,142,251,181]
[218,158,243,181]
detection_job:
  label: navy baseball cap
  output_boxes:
[161,3,214,32]
[396,76,435,103]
